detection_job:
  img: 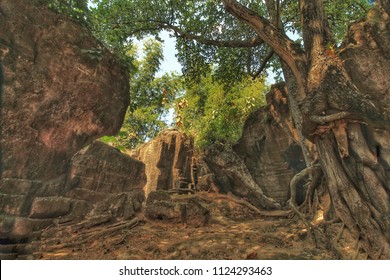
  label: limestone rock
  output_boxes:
[131,130,195,198]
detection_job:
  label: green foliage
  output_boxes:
[101,39,182,150]
[89,0,371,85]
[43,0,372,151]
[37,0,90,24]
[324,0,371,43]
[177,72,267,150]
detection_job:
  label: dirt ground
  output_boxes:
[33,193,339,260]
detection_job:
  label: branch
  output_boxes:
[221,0,308,97]
[161,23,264,48]
[116,19,265,48]
[289,163,322,208]
[252,50,274,79]
[310,112,352,125]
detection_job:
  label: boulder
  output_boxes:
[0,0,140,257]
[204,144,282,210]
[65,141,146,220]
[233,107,305,203]
[229,84,306,204]
[0,0,129,181]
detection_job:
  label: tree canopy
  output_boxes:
[88,0,370,84]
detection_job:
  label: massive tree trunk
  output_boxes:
[222,0,390,258]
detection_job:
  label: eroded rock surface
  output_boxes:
[203,86,305,207]
[0,0,129,180]
[204,144,282,210]
[65,141,146,221]
[0,0,136,259]
[233,107,305,203]
[130,130,195,198]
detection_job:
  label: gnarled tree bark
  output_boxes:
[222,0,390,258]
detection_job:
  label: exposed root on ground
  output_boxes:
[34,217,140,257]
[32,192,337,260]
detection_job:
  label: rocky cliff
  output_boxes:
[0,0,140,259]
[0,0,129,181]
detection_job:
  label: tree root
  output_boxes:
[310,112,352,125]
[290,163,322,209]
[330,223,347,259]
[289,164,323,246]
[299,169,323,214]
[374,245,384,260]
[199,193,292,217]
[40,217,140,252]
[290,203,318,246]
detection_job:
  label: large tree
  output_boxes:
[90,0,390,259]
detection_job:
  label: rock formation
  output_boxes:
[65,141,146,222]
[0,0,129,181]
[0,0,139,259]
[130,102,304,210]
[233,107,305,204]
[130,130,195,198]
[204,144,282,210]
[204,85,305,207]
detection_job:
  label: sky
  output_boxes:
[158,31,182,76]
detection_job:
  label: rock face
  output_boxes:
[0,0,129,180]
[65,141,146,221]
[233,108,305,203]
[204,144,282,210]
[204,85,306,207]
[0,0,141,259]
[130,130,195,198]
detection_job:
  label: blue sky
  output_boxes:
[158,31,182,76]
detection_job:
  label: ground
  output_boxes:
[33,192,339,260]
